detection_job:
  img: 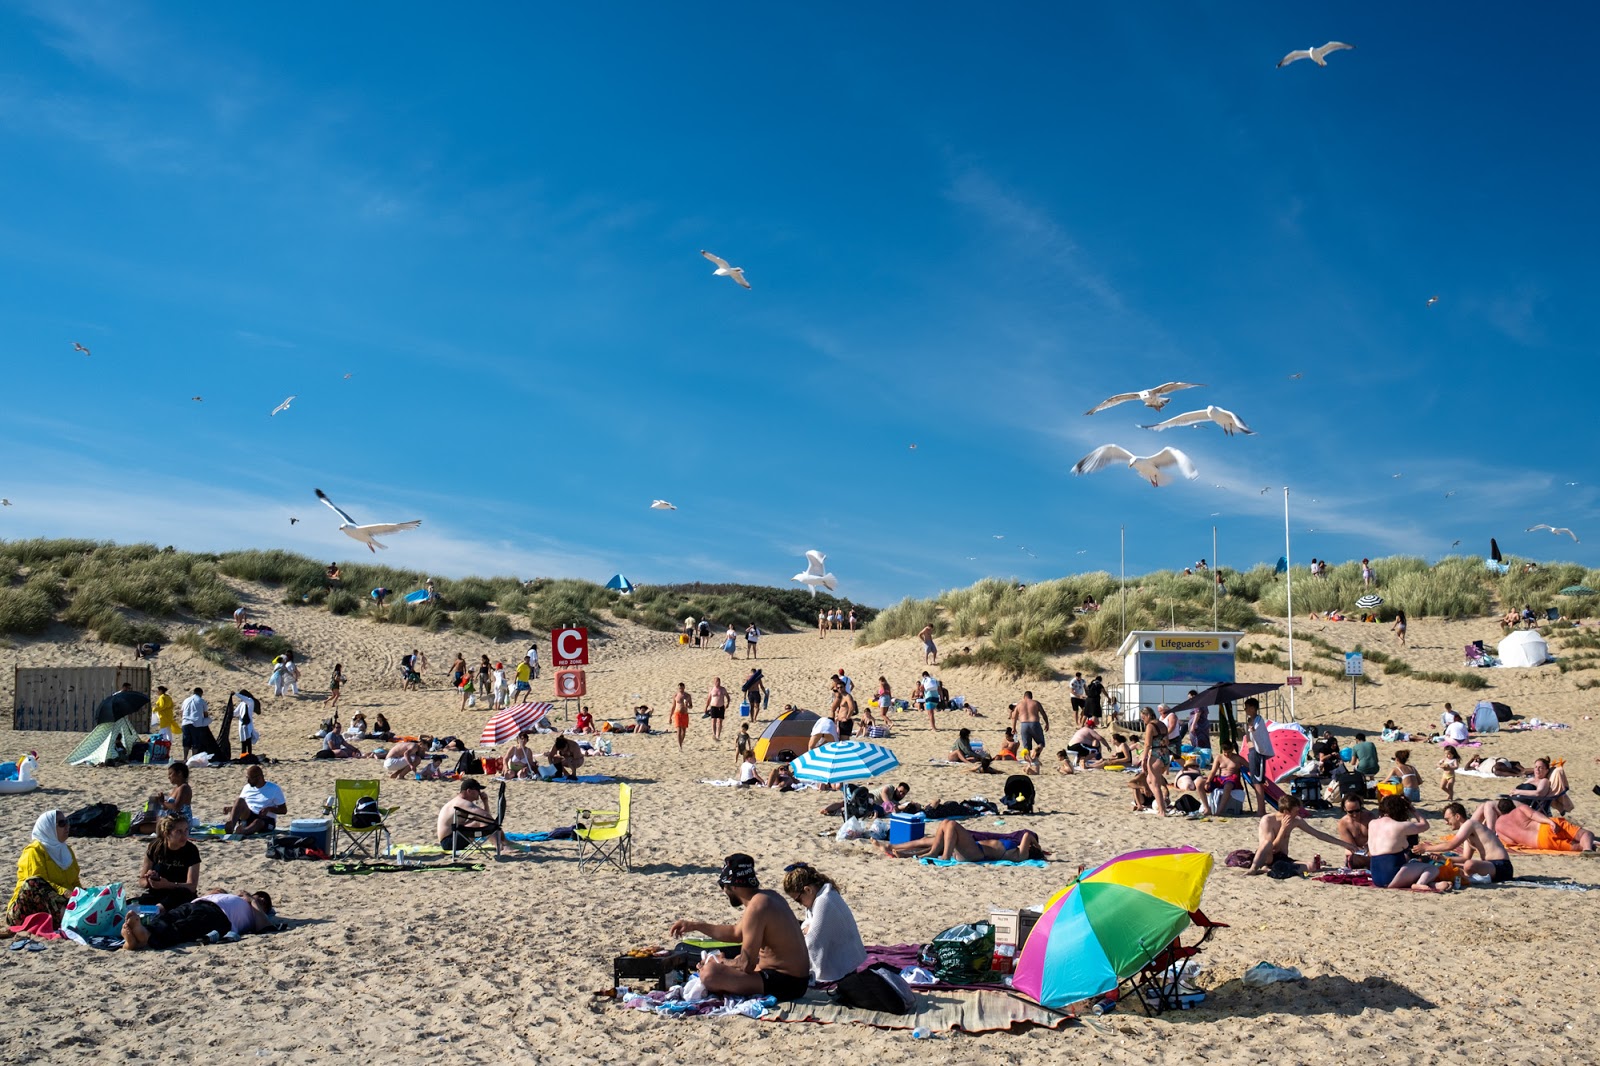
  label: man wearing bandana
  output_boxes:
[669,853,812,1001]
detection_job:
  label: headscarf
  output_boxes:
[31,810,76,871]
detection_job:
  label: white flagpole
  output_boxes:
[1120,524,1127,644]
[1284,487,1295,721]
[1212,524,1219,631]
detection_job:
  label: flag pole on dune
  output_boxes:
[1120,525,1127,647]
[1283,488,1295,722]
[1212,525,1219,631]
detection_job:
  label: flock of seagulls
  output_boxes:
[1075,380,1259,488]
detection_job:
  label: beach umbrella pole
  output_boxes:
[1283,488,1295,721]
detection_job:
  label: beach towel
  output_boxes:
[505,829,574,842]
[763,988,1072,1034]
[326,861,486,875]
[916,857,1048,868]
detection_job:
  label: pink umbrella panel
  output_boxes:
[479,703,551,746]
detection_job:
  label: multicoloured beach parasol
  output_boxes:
[1012,847,1213,1010]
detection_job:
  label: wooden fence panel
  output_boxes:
[12,665,152,731]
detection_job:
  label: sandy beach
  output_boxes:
[3,590,1597,1066]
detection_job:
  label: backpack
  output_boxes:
[66,803,120,839]
[454,752,483,776]
[266,831,325,861]
[351,796,382,828]
[1001,775,1035,815]
[831,964,916,1014]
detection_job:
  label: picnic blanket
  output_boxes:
[765,988,1072,1034]
[918,857,1048,868]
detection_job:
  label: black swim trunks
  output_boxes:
[760,968,811,1002]
[837,718,854,739]
[1490,857,1514,883]
[708,706,726,720]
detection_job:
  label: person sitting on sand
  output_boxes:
[782,862,866,986]
[7,811,82,927]
[135,815,200,909]
[574,706,596,734]
[1366,795,1449,891]
[1311,729,1342,776]
[383,739,426,780]
[369,714,394,742]
[503,732,535,780]
[767,761,798,792]
[948,728,994,773]
[1387,750,1423,803]
[548,736,585,780]
[121,889,276,950]
[632,704,653,734]
[1336,794,1372,869]
[135,762,193,835]
[321,723,363,759]
[1246,795,1346,875]
[1202,741,1249,814]
[222,765,287,837]
[736,751,766,788]
[1417,802,1514,883]
[1442,712,1470,745]
[1056,749,1077,775]
[1346,733,1381,777]
[997,728,1019,760]
[437,780,510,858]
[881,782,922,814]
[878,821,1044,863]
[1101,733,1134,765]
[669,854,812,1002]
[1477,797,1595,852]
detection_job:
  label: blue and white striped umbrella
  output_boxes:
[788,740,901,784]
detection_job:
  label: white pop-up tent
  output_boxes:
[1497,630,1550,668]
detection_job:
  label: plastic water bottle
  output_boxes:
[910,1027,932,1039]
[395,849,408,867]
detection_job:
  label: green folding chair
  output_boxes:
[326,779,397,860]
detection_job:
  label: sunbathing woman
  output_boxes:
[135,763,193,835]
[877,820,1044,863]
[1387,750,1423,803]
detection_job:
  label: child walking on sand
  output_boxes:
[1438,746,1460,802]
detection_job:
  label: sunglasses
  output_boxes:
[783,862,810,873]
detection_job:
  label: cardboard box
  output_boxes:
[888,813,925,844]
[989,905,1044,973]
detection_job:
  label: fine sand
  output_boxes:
[2,592,1597,1065]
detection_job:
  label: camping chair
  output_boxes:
[575,783,632,873]
[325,779,398,860]
[1464,644,1484,666]
[1127,910,1229,1014]
[450,781,506,861]
[1546,608,1561,623]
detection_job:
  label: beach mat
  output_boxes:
[917,856,1048,868]
[327,861,486,875]
[765,988,1072,1034]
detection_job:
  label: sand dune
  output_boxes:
[2,594,1596,1064]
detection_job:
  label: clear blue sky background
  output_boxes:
[2,2,1595,606]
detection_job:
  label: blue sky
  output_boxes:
[1,2,1596,606]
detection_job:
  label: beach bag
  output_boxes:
[454,752,483,776]
[1174,794,1202,814]
[66,802,120,839]
[62,882,127,938]
[831,964,916,1014]
[920,922,996,983]
[351,797,382,828]
[1223,848,1254,869]
[266,832,323,861]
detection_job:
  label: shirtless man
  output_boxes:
[878,820,1044,863]
[1367,795,1448,891]
[1336,795,1373,869]
[704,677,730,743]
[437,780,509,859]
[669,854,812,1002]
[918,624,937,664]
[1010,691,1049,757]
[1246,795,1345,875]
[1418,802,1515,882]
[833,683,859,740]
[1065,720,1106,768]
[670,682,693,751]
[1478,797,1595,852]
[384,739,426,779]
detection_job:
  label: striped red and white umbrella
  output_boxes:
[480,703,551,746]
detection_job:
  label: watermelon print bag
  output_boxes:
[62,883,128,938]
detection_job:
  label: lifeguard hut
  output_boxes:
[1116,631,1241,719]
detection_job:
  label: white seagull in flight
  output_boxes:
[315,488,421,553]
[1427,295,1440,307]
[650,500,677,510]
[73,342,91,356]
[1140,405,1255,437]
[792,550,838,598]
[1085,382,1205,415]
[271,395,295,417]
[1527,524,1580,542]
[1277,41,1353,68]
[700,250,751,290]
[1072,444,1199,487]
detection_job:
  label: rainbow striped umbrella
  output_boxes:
[1012,847,1213,1009]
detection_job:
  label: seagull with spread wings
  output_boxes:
[315,489,421,552]
[700,250,751,289]
[73,342,91,356]
[1085,381,1204,415]
[1140,405,1255,437]
[1277,41,1353,68]
[650,500,677,510]
[1072,444,1199,487]
[271,395,295,417]
[1527,524,1580,542]
[792,550,838,598]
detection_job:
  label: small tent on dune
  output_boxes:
[754,708,819,763]
[67,718,141,767]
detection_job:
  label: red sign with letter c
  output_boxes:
[552,626,589,666]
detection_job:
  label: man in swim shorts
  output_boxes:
[384,739,425,779]
[1418,802,1515,882]
[1336,794,1372,869]
[918,624,937,664]
[669,854,812,1001]
[1246,795,1345,876]
[670,682,693,751]
[1482,797,1595,852]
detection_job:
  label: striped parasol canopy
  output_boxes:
[1355,594,1383,610]
[1560,585,1596,596]
[479,702,551,746]
[788,740,900,784]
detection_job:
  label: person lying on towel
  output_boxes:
[876,821,1044,862]
[1476,797,1595,852]
[122,889,275,950]
[669,854,812,1002]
